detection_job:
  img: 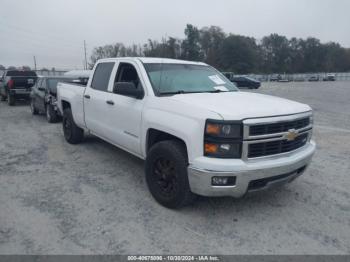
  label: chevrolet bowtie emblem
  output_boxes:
[284,129,299,141]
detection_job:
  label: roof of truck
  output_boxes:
[64,70,92,78]
[98,57,208,66]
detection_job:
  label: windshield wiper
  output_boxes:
[158,89,235,96]
[159,90,199,96]
[208,89,224,93]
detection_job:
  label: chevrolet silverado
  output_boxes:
[57,58,316,208]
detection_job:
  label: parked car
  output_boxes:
[323,74,336,81]
[277,78,290,83]
[0,70,37,105]
[30,76,88,123]
[308,75,319,82]
[293,76,305,82]
[269,74,281,82]
[57,57,315,209]
[222,72,234,80]
[231,76,261,89]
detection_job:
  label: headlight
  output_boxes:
[205,121,242,138]
[204,120,242,158]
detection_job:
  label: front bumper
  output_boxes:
[188,141,316,197]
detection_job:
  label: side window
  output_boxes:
[91,62,114,92]
[115,63,142,89]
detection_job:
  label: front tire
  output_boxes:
[0,95,5,101]
[46,104,59,123]
[7,93,15,106]
[62,108,84,144]
[145,140,195,209]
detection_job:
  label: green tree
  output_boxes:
[181,24,203,61]
[199,26,226,68]
[219,34,259,74]
[261,34,291,73]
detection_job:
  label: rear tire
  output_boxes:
[46,104,59,123]
[62,108,84,144]
[30,98,39,115]
[145,140,195,209]
[7,93,15,106]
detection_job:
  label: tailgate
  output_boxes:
[11,76,37,89]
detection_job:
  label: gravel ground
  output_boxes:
[0,82,349,255]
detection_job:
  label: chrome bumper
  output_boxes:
[188,141,316,197]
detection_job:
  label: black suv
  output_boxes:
[30,76,87,123]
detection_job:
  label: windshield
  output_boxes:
[144,63,238,95]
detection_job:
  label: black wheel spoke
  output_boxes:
[153,157,178,198]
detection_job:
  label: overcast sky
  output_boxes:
[0,0,349,70]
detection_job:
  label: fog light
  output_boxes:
[211,176,236,186]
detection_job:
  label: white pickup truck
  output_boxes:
[57,57,316,208]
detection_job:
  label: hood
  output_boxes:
[169,91,311,120]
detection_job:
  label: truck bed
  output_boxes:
[57,82,86,128]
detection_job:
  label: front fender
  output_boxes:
[142,108,218,163]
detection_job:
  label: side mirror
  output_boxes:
[113,82,144,99]
[38,87,45,91]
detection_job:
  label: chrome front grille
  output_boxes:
[249,117,310,136]
[242,112,313,159]
[248,133,308,158]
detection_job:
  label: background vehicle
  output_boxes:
[30,76,89,123]
[293,76,305,82]
[57,57,315,209]
[323,74,336,81]
[308,75,319,82]
[0,70,37,105]
[269,74,281,82]
[231,76,261,89]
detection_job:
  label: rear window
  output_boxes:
[6,71,37,77]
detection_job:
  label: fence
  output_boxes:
[250,72,350,82]
[34,70,68,76]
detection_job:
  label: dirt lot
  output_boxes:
[0,82,349,255]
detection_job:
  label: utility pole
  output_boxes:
[33,56,37,71]
[84,40,88,70]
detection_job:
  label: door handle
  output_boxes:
[84,94,91,99]
[106,100,114,105]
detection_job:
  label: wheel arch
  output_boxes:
[146,128,189,161]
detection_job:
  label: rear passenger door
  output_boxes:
[84,62,115,139]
